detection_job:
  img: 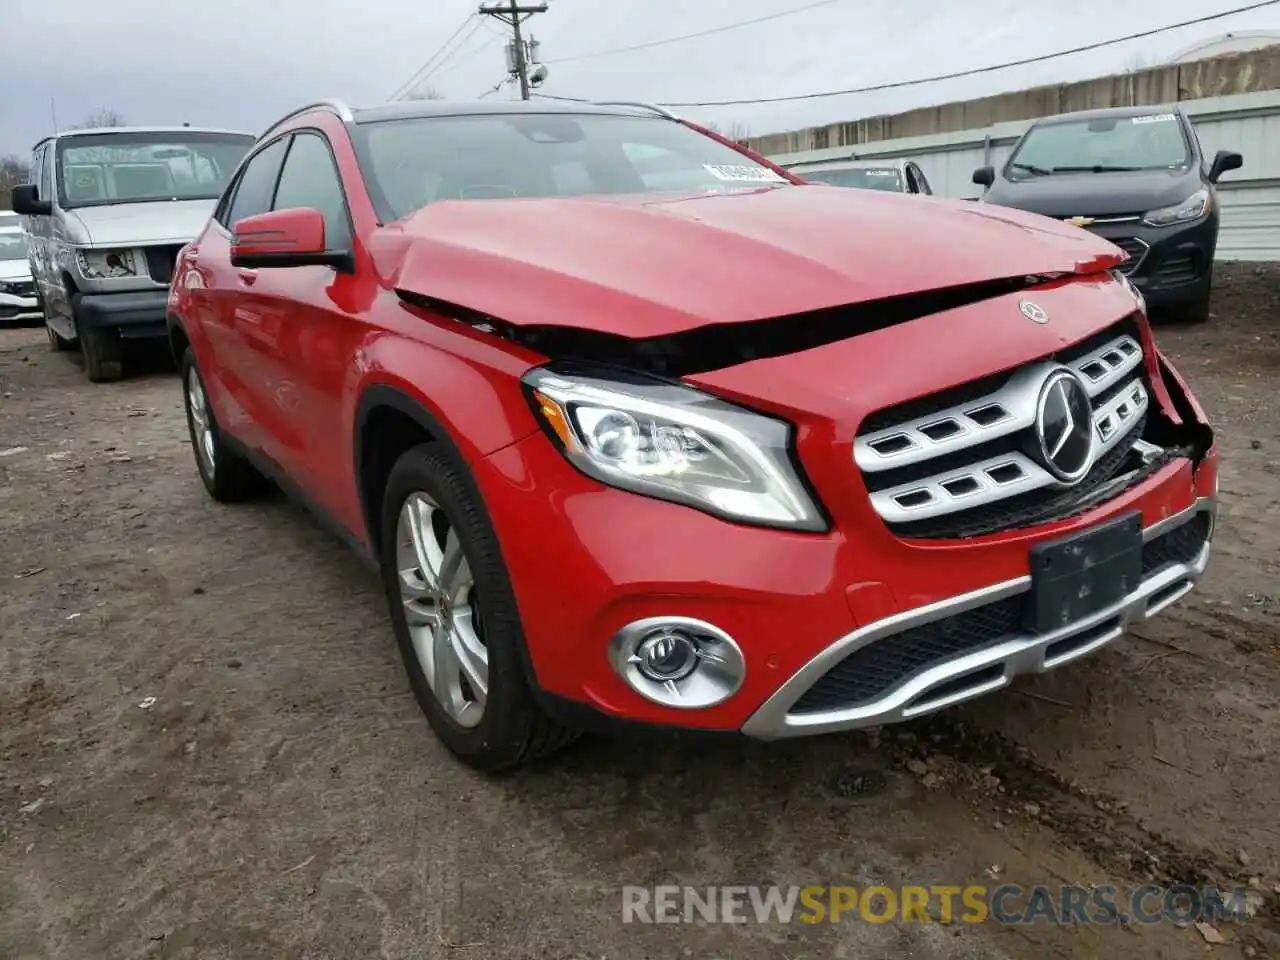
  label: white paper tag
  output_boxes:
[702,164,788,183]
[1130,114,1176,124]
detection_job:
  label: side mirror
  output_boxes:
[11,184,52,216]
[1207,150,1243,183]
[230,207,351,270]
[972,166,995,188]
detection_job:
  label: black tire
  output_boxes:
[75,295,124,382]
[379,442,576,773]
[180,348,268,502]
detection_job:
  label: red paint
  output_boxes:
[171,104,1214,732]
[230,207,327,260]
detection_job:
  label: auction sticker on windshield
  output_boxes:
[702,164,788,183]
[1130,114,1177,124]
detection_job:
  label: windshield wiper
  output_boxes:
[1010,162,1053,176]
[1050,165,1143,173]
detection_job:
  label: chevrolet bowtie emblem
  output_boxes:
[1065,216,1095,227]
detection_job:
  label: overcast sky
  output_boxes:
[2,0,1278,156]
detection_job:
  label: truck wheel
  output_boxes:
[72,292,124,382]
[180,348,268,502]
[379,442,577,773]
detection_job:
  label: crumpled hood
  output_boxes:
[374,184,1123,339]
[0,258,33,282]
[69,198,216,248]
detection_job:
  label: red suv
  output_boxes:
[168,99,1218,772]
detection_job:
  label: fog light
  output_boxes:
[609,617,746,709]
[635,630,699,682]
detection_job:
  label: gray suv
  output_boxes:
[11,125,255,381]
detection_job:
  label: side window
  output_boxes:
[903,165,919,193]
[271,133,352,250]
[224,137,288,228]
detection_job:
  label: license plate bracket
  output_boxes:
[1025,511,1143,634]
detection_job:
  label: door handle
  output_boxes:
[237,268,258,286]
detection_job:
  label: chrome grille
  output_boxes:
[1107,237,1149,275]
[855,319,1151,538]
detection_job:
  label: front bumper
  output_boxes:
[474,412,1218,736]
[75,289,169,338]
[0,293,40,322]
[1085,214,1216,309]
[742,496,1213,738]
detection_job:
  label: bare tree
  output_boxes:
[404,86,445,101]
[76,108,127,129]
[703,120,752,144]
[1,155,33,209]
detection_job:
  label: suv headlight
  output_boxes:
[523,367,827,531]
[0,280,23,296]
[1141,187,1210,227]
[77,248,137,279]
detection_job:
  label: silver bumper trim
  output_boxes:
[741,496,1215,740]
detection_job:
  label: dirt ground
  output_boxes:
[1,264,1278,960]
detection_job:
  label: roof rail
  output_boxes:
[261,99,355,137]
[594,100,681,121]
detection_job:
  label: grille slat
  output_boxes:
[855,317,1154,539]
[792,513,1210,714]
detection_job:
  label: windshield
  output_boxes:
[56,131,255,208]
[1006,113,1191,179]
[0,232,27,261]
[352,112,791,221]
[803,167,903,191]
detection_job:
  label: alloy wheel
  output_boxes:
[186,366,216,474]
[396,492,489,728]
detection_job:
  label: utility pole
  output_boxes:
[478,0,548,100]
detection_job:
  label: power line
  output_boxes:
[544,0,846,64]
[414,15,490,88]
[656,0,1280,107]
[387,13,478,101]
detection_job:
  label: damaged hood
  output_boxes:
[376,184,1122,339]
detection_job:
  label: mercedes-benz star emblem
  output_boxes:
[1035,370,1095,484]
[1019,300,1050,324]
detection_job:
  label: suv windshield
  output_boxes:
[804,167,903,191]
[56,130,255,208]
[0,232,27,261]
[1006,113,1191,179]
[353,112,790,221]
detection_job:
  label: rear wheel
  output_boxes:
[180,349,267,502]
[378,442,576,772]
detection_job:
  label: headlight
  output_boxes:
[0,280,19,296]
[1111,268,1145,313]
[523,367,827,531]
[77,248,137,279]
[1141,188,1210,227]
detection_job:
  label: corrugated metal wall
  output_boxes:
[769,90,1280,261]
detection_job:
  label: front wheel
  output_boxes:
[378,442,576,772]
[180,349,267,502]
